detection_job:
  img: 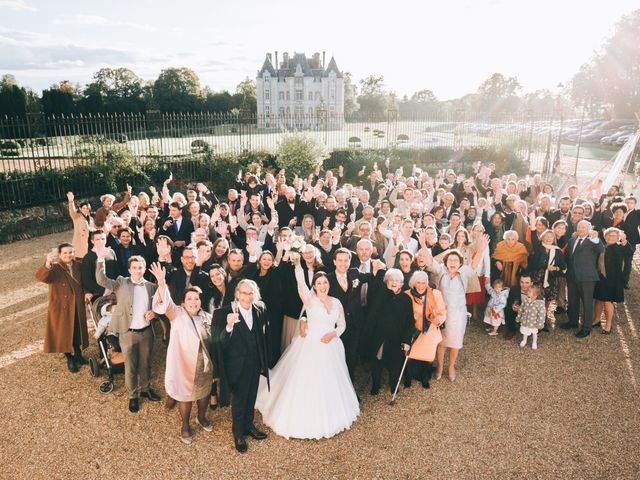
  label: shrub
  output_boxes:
[276,133,329,178]
[397,134,409,142]
[191,139,210,154]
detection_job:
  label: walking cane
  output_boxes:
[389,330,421,406]
[389,354,411,406]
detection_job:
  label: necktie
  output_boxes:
[338,274,348,291]
[573,237,583,254]
[359,262,369,306]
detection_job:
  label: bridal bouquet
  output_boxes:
[286,235,306,266]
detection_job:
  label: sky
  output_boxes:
[0,0,638,101]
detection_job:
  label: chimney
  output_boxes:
[313,52,320,68]
[275,51,279,70]
[283,52,289,68]
[322,51,326,69]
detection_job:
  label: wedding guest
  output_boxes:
[36,243,89,373]
[593,229,634,334]
[66,191,93,259]
[516,285,546,349]
[492,230,528,287]
[151,264,213,445]
[94,185,132,228]
[483,278,510,336]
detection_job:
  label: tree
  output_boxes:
[476,73,522,115]
[234,78,257,115]
[343,72,359,116]
[0,74,27,117]
[277,133,329,177]
[357,75,388,117]
[42,81,80,116]
[399,89,441,116]
[82,68,145,113]
[203,90,234,113]
[570,10,640,117]
[152,67,203,112]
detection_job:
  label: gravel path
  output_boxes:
[1,231,639,479]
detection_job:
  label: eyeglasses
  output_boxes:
[237,290,254,296]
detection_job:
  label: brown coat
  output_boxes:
[68,201,94,258]
[36,262,89,353]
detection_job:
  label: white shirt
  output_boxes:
[129,281,149,329]
[239,305,253,331]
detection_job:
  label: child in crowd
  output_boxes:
[483,278,510,336]
[516,284,546,349]
[95,301,115,339]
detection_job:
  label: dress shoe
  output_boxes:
[559,322,577,330]
[421,379,430,389]
[246,426,267,440]
[541,325,550,332]
[74,350,87,365]
[624,283,630,290]
[503,330,516,340]
[141,389,161,402]
[234,436,248,453]
[196,417,213,432]
[555,306,566,314]
[65,355,79,373]
[370,386,380,395]
[575,330,590,338]
[129,398,140,413]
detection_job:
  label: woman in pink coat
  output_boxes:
[150,263,214,445]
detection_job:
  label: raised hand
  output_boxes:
[45,248,58,267]
[126,184,132,195]
[66,191,74,202]
[149,262,166,285]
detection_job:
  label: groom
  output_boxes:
[215,279,270,453]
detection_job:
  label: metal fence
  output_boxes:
[0,111,599,210]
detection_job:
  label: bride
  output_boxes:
[255,262,359,439]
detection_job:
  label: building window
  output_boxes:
[308,107,313,115]
[279,91,285,100]
[265,106,270,116]
[330,82,336,103]
[279,107,285,116]
[308,91,313,101]
[315,92,320,101]
[295,90,304,101]
[286,91,290,101]
[265,90,270,101]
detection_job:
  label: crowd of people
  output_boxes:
[36,159,638,451]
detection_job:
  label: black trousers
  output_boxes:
[342,328,359,384]
[371,346,403,393]
[230,352,260,439]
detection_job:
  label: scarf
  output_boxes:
[492,240,529,287]
[541,243,559,288]
[409,287,435,334]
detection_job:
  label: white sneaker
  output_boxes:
[519,339,526,347]
[532,342,538,350]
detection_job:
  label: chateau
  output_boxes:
[256,51,344,129]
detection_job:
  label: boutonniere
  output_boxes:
[352,279,360,288]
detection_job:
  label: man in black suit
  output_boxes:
[623,196,640,288]
[167,246,209,305]
[160,201,195,263]
[214,279,270,453]
[327,248,380,385]
[80,230,118,301]
[504,273,534,339]
[275,186,306,229]
[560,220,604,338]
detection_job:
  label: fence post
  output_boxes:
[573,108,586,180]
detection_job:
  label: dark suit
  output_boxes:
[565,236,604,334]
[80,249,118,298]
[275,197,306,229]
[215,304,269,439]
[167,267,209,306]
[328,268,372,383]
[160,216,194,263]
[505,285,524,333]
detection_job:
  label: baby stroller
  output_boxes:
[87,294,125,394]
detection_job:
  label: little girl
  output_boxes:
[483,278,510,336]
[516,285,546,349]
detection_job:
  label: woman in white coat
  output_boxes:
[150,262,214,445]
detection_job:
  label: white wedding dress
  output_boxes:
[255,269,360,440]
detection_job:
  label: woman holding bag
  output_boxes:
[404,271,446,389]
[150,262,214,446]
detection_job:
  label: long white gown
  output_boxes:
[255,268,360,440]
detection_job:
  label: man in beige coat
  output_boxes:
[35,243,89,373]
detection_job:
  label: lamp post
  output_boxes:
[554,83,565,176]
[573,104,586,180]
